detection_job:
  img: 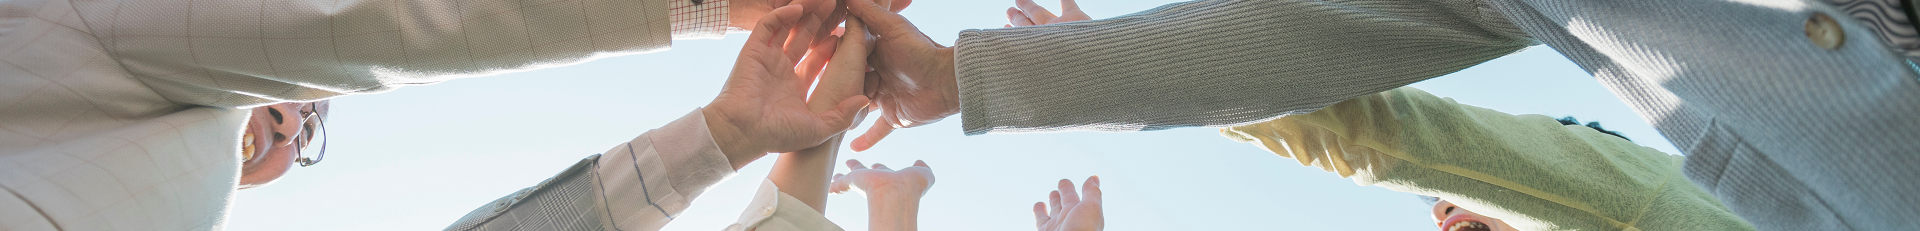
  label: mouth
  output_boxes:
[1441,214,1493,231]
[1446,220,1490,231]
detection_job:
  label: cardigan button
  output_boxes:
[1805,12,1845,50]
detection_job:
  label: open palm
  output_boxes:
[705,4,870,155]
[1035,176,1103,231]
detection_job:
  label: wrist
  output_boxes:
[935,47,957,92]
[727,0,766,29]
[702,106,762,170]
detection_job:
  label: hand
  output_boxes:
[842,0,960,152]
[830,159,935,197]
[832,159,934,231]
[1004,0,1089,27]
[704,4,871,170]
[728,0,792,30]
[1034,176,1103,231]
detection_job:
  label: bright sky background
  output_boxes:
[226,0,1682,230]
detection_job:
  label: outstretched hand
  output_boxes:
[1035,176,1103,231]
[703,4,871,170]
[830,159,935,197]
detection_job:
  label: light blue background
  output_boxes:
[227,0,1680,230]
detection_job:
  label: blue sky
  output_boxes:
[225,0,1679,230]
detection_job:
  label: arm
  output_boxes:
[80,0,792,107]
[1219,87,1752,231]
[828,160,934,231]
[766,13,877,212]
[449,7,867,230]
[445,110,740,231]
[953,0,1536,135]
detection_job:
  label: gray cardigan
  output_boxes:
[953,0,1920,230]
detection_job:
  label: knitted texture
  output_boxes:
[954,0,1920,230]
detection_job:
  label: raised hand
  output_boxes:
[1005,0,1089,27]
[829,159,935,196]
[841,0,960,152]
[830,159,935,231]
[1035,176,1103,231]
[702,4,871,170]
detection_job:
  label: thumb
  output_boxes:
[821,95,872,131]
[851,113,898,151]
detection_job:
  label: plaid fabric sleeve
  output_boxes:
[670,0,731,39]
[444,109,736,231]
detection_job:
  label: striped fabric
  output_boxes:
[953,0,1920,230]
[444,110,739,231]
[1824,0,1920,58]
[448,158,605,231]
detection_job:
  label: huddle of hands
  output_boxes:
[697,0,1101,229]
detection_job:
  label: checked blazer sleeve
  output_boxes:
[67,0,722,108]
[446,109,737,231]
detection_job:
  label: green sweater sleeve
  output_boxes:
[1221,87,1752,231]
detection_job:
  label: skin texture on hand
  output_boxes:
[767,13,877,213]
[701,3,870,170]
[829,159,935,231]
[841,0,958,152]
[1035,176,1103,231]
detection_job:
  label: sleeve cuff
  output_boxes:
[648,108,738,197]
[669,0,731,40]
[724,179,844,231]
[593,109,737,230]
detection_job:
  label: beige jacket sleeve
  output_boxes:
[1221,87,1752,231]
[70,0,726,107]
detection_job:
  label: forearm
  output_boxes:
[767,17,877,212]
[93,0,682,107]
[1222,88,1709,230]
[953,0,1533,135]
[864,189,922,231]
[767,138,840,212]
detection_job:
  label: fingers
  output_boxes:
[1057,179,1081,209]
[913,160,928,168]
[851,114,898,151]
[1013,0,1057,23]
[871,163,890,170]
[745,5,805,53]
[889,0,911,12]
[846,159,869,170]
[1032,202,1050,228]
[844,0,917,38]
[796,34,840,86]
[830,173,852,194]
[782,0,842,61]
[1080,175,1101,204]
[1048,190,1064,216]
[818,95,871,131]
[1006,7,1036,27]
[1060,0,1083,16]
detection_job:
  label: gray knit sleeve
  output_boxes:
[953,0,1536,135]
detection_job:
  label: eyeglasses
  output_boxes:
[292,105,328,167]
